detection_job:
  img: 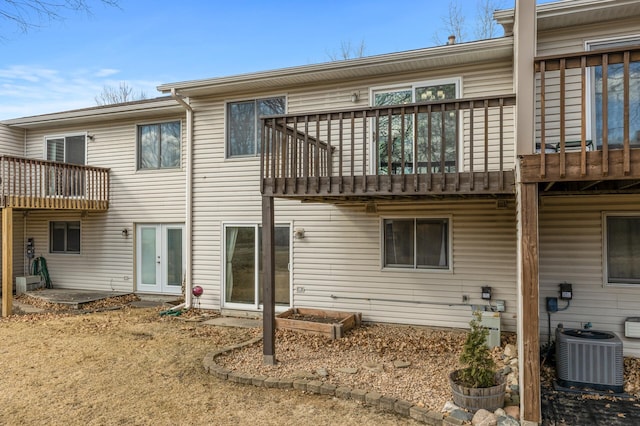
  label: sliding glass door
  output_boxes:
[224,224,290,309]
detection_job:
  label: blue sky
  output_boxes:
[0,0,543,120]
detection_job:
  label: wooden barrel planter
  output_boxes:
[449,370,506,412]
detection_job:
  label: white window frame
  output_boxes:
[224,95,287,159]
[369,78,462,174]
[585,35,640,146]
[221,222,293,311]
[49,220,81,254]
[380,215,453,272]
[43,133,87,164]
[602,212,640,287]
[136,120,182,170]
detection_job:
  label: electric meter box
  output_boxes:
[479,311,501,348]
[625,317,640,338]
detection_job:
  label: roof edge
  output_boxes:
[158,37,513,95]
[2,97,181,127]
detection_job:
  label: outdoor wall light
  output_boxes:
[351,91,360,103]
[121,228,129,238]
[294,228,305,239]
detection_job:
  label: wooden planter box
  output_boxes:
[275,308,362,340]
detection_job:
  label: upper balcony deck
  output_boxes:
[261,45,640,200]
[0,155,110,211]
[260,95,516,202]
[520,45,640,192]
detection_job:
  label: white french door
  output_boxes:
[136,224,184,294]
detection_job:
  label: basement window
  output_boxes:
[383,217,450,270]
[50,221,81,254]
[605,214,640,285]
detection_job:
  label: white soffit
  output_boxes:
[495,0,640,33]
[2,97,184,129]
[158,38,514,98]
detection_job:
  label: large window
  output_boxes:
[605,215,640,285]
[373,79,459,174]
[589,37,640,148]
[138,121,181,169]
[50,221,81,253]
[383,218,450,269]
[226,97,286,158]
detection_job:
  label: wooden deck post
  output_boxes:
[514,1,541,423]
[517,182,541,424]
[2,207,13,317]
[262,195,276,365]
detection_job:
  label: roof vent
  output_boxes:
[447,35,456,45]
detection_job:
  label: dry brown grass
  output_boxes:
[0,307,420,425]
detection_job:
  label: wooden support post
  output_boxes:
[262,196,276,365]
[517,182,540,424]
[2,207,13,317]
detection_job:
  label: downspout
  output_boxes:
[171,88,193,310]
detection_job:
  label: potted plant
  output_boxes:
[449,310,506,412]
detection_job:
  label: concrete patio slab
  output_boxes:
[26,289,130,309]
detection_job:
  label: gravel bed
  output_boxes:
[216,323,515,412]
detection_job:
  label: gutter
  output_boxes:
[170,88,194,310]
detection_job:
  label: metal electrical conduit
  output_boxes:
[330,294,472,308]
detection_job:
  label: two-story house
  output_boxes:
[0,98,187,311]
[1,0,639,423]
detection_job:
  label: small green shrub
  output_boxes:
[457,310,497,388]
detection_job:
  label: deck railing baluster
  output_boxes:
[258,95,516,197]
[0,155,108,210]
[623,50,630,175]
[524,46,640,184]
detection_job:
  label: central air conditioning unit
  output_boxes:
[555,327,624,393]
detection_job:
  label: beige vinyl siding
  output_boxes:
[19,113,186,292]
[283,62,515,175]
[539,195,640,357]
[190,63,518,331]
[0,124,25,156]
[290,200,517,331]
[193,91,516,331]
[537,17,640,57]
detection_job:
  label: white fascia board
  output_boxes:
[158,38,514,97]
[2,97,183,129]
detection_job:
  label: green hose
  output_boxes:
[159,309,183,317]
[31,256,52,289]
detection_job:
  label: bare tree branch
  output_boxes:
[1,0,119,34]
[326,40,367,61]
[95,81,147,106]
[474,0,504,40]
[433,0,504,45]
[433,0,467,45]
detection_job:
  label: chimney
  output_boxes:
[447,35,456,45]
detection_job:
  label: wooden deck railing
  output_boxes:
[261,95,516,197]
[528,45,640,182]
[0,156,110,210]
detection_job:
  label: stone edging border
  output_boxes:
[202,336,452,426]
